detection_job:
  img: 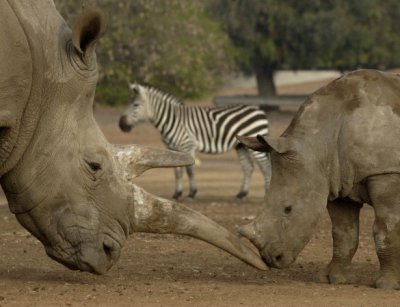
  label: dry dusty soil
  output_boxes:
[0,105,400,306]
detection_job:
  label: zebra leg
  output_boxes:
[252,151,272,192]
[172,167,183,199]
[235,144,254,200]
[185,165,197,200]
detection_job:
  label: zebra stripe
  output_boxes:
[119,84,271,199]
[122,85,268,154]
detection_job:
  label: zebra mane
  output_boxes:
[139,84,184,107]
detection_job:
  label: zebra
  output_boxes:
[119,83,271,200]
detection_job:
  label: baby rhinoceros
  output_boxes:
[238,69,400,289]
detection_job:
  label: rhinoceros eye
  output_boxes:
[86,161,102,172]
[284,205,292,215]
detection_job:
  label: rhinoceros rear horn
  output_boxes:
[72,4,107,63]
[236,135,291,154]
[113,144,194,179]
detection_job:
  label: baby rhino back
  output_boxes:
[338,70,400,181]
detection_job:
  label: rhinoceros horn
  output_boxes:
[112,144,194,180]
[128,185,267,270]
[113,145,268,270]
[238,221,261,248]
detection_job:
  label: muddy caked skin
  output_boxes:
[238,69,400,289]
[0,1,267,274]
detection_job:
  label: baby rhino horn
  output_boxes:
[112,144,194,179]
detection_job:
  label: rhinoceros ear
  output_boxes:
[236,135,291,154]
[113,145,194,179]
[72,4,107,64]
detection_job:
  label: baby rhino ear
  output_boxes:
[236,135,291,154]
[72,4,107,64]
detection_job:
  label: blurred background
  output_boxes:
[54,0,400,106]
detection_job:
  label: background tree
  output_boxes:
[209,0,400,96]
[55,0,233,105]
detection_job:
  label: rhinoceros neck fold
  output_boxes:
[0,1,68,176]
[0,1,33,176]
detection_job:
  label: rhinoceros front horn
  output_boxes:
[112,144,267,270]
[112,144,194,179]
[127,185,268,271]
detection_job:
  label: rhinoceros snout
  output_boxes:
[101,237,121,268]
[261,246,294,269]
[46,236,121,275]
[239,222,296,269]
[119,115,132,132]
[261,251,286,268]
[79,238,121,275]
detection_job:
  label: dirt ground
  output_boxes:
[0,103,400,307]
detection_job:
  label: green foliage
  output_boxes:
[209,0,400,94]
[54,0,233,105]
[95,85,131,107]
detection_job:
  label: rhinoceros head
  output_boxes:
[237,135,329,268]
[0,2,267,274]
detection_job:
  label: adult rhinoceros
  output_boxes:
[0,1,267,274]
[238,69,400,289]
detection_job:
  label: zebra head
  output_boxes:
[119,84,150,132]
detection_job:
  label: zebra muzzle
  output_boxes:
[118,115,133,132]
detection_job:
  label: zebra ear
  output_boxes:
[129,83,140,94]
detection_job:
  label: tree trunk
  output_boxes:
[255,67,276,97]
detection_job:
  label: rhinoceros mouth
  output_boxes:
[45,247,81,271]
[44,235,122,274]
[260,252,273,267]
[45,248,113,275]
[261,251,294,269]
[260,244,295,269]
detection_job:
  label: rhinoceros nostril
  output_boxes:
[103,242,114,261]
[275,254,284,263]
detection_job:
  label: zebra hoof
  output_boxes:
[172,191,182,200]
[236,191,248,201]
[187,189,197,200]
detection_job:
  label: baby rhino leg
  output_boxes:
[325,199,362,284]
[368,174,400,289]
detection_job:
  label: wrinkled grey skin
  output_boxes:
[0,1,267,274]
[238,69,400,289]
